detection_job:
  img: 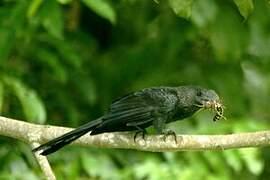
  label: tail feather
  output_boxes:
[33,118,102,155]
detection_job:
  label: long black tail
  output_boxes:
[32,118,103,156]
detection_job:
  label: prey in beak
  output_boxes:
[194,89,227,122]
[202,100,227,122]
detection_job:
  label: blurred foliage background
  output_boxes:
[0,0,270,179]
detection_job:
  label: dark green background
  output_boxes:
[1,0,270,179]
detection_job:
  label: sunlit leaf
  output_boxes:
[133,156,179,179]
[168,0,194,19]
[81,152,120,179]
[223,150,242,172]
[232,118,266,133]
[8,155,38,179]
[242,62,270,118]
[239,148,264,175]
[82,0,116,24]
[242,62,268,93]
[3,76,46,124]
[27,0,44,18]
[202,152,230,178]
[248,18,270,57]
[57,0,72,4]
[60,156,80,179]
[191,0,217,27]
[234,0,254,19]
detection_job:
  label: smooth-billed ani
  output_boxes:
[33,85,224,155]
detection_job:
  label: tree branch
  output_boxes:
[1,116,270,152]
[32,148,56,180]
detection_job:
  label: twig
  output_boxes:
[32,146,56,180]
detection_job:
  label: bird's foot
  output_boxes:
[162,129,177,144]
[134,129,147,142]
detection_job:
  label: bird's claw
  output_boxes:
[134,129,147,142]
[162,130,177,144]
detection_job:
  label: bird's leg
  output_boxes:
[153,117,166,134]
[134,126,147,142]
[153,117,177,144]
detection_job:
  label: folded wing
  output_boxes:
[91,91,158,134]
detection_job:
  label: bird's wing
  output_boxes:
[102,91,158,127]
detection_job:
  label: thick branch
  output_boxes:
[0,116,270,152]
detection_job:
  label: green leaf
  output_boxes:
[209,7,249,61]
[0,1,27,62]
[72,75,96,105]
[27,0,44,18]
[7,155,38,179]
[82,0,116,24]
[57,0,72,4]
[81,152,120,179]
[3,76,46,124]
[48,37,83,68]
[0,28,14,64]
[239,148,264,175]
[36,48,68,83]
[191,0,218,27]
[168,0,194,19]
[0,81,4,113]
[39,0,64,38]
[233,0,254,19]
[223,150,242,172]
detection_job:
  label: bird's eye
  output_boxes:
[196,91,202,96]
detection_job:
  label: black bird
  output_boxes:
[33,86,223,155]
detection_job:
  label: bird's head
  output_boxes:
[194,87,221,109]
[178,86,221,107]
[177,86,225,121]
[192,86,226,121]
